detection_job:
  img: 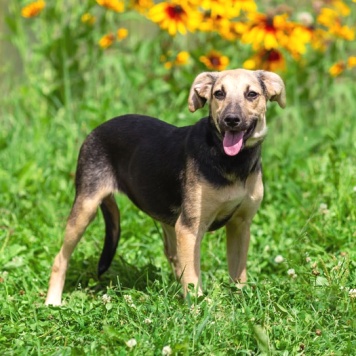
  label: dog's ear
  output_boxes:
[256,70,286,108]
[188,72,219,112]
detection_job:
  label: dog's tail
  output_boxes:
[98,195,121,276]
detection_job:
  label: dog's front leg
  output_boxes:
[225,217,252,286]
[175,215,204,296]
[226,172,263,287]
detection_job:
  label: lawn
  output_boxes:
[0,1,355,354]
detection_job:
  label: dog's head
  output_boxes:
[188,69,286,156]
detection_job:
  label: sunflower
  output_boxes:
[243,49,285,72]
[148,1,202,36]
[21,1,45,18]
[199,50,229,71]
[96,0,124,13]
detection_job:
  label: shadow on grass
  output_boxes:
[63,255,170,296]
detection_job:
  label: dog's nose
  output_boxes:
[224,116,241,128]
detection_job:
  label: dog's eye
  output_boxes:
[247,91,258,99]
[214,90,225,99]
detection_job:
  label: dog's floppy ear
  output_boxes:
[257,70,286,108]
[188,72,219,112]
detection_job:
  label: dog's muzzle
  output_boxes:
[221,119,257,156]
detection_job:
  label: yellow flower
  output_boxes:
[199,50,229,71]
[309,28,329,52]
[284,25,312,58]
[21,1,45,18]
[164,51,190,69]
[233,0,257,15]
[347,56,356,68]
[81,13,96,25]
[331,0,350,16]
[99,33,115,49]
[96,0,124,13]
[176,51,190,65]
[148,1,202,36]
[242,12,313,58]
[331,24,355,41]
[317,8,338,28]
[243,49,285,72]
[198,0,239,18]
[117,28,128,40]
[130,0,154,14]
[241,13,290,51]
[329,61,345,76]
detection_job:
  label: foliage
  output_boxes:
[0,0,356,354]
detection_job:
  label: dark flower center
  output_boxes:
[166,5,185,20]
[209,55,221,67]
[263,49,282,62]
[263,17,276,33]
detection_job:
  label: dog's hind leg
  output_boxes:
[98,194,120,276]
[161,223,182,280]
[45,191,108,306]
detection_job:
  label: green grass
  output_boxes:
[1,3,356,354]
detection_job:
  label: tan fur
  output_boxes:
[175,159,263,294]
[45,187,113,305]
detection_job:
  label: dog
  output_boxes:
[45,69,285,306]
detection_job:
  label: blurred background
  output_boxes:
[0,1,355,353]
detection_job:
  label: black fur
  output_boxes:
[98,200,120,276]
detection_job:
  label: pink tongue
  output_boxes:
[223,131,244,156]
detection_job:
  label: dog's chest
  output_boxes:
[197,172,263,230]
[211,182,247,220]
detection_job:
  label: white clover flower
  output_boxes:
[274,255,284,263]
[305,257,311,263]
[126,338,137,348]
[319,203,330,214]
[124,294,133,303]
[102,294,111,304]
[124,294,136,308]
[144,318,153,324]
[162,345,172,355]
[204,297,213,305]
[287,268,296,276]
[319,203,327,210]
[349,289,356,298]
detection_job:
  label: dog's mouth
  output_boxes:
[222,119,257,156]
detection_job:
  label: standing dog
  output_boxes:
[45,69,285,306]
